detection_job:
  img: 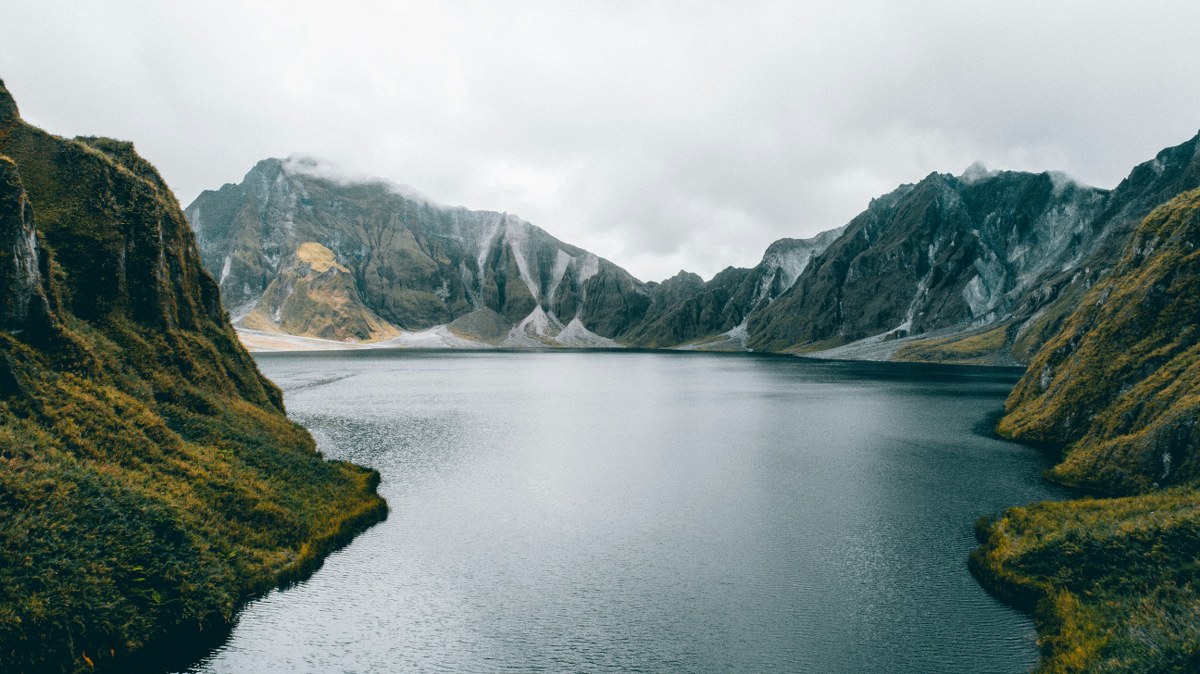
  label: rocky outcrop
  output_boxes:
[626,267,748,348]
[627,229,844,349]
[1005,132,1200,361]
[0,155,50,336]
[239,241,399,342]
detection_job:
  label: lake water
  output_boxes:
[180,350,1063,673]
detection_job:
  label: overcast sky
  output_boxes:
[2,1,1198,281]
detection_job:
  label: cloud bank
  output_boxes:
[2,1,1198,281]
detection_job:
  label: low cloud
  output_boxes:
[281,154,433,205]
[2,0,1197,281]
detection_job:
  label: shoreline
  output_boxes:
[112,468,388,674]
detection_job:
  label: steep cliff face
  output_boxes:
[626,266,750,348]
[187,158,648,346]
[0,156,50,336]
[1005,133,1200,361]
[746,168,1111,356]
[972,189,1200,673]
[999,188,1200,493]
[0,80,384,674]
[746,134,1200,363]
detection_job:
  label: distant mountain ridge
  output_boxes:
[189,157,646,347]
[747,168,1110,360]
[188,132,1200,363]
[187,157,843,350]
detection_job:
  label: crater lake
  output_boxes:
[179,350,1065,673]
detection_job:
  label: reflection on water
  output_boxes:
[181,351,1062,673]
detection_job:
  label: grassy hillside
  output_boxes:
[974,189,1200,672]
[0,80,386,673]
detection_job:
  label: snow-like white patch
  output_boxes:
[503,216,541,299]
[219,255,232,284]
[512,306,562,339]
[724,321,749,345]
[262,250,282,271]
[751,231,841,307]
[376,325,488,349]
[962,275,989,317]
[893,268,933,334]
[477,215,503,282]
[675,321,750,352]
[188,206,203,237]
[802,330,904,361]
[546,249,573,304]
[228,299,258,324]
[237,329,374,352]
[577,253,600,284]
[556,317,619,348]
[240,324,493,352]
[460,261,481,309]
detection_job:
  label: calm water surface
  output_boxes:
[181,351,1064,673]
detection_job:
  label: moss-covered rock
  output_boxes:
[972,490,1200,673]
[975,189,1200,672]
[0,78,385,674]
[1000,189,1200,493]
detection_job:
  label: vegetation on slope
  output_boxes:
[894,323,1014,366]
[0,80,385,673]
[999,189,1200,493]
[974,189,1200,672]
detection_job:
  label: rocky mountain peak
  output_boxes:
[0,78,19,128]
[662,269,704,285]
[250,156,286,178]
[1115,132,1200,198]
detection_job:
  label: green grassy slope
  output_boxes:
[0,80,385,673]
[974,189,1200,673]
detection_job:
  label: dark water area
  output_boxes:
[179,350,1065,673]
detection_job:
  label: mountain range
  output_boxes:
[187,134,1200,364]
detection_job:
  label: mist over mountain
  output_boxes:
[188,131,1200,364]
[187,158,844,350]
